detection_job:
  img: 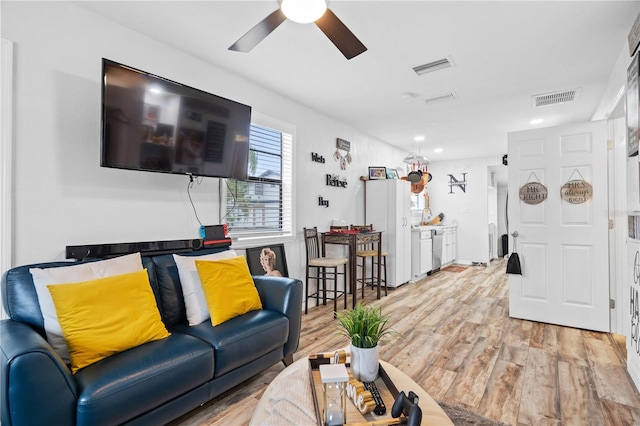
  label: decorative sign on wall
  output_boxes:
[311,152,326,163]
[560,169,593,204]
[334,138,352,170]
[631,251,639,357]
[318,196,329,208]
[519,172,548,205]
[326,174,348,188]
[447,173,467,193]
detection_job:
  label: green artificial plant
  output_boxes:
[336,303,394,349]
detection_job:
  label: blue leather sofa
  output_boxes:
[0,248,303,426]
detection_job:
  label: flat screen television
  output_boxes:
[101,59,251,180]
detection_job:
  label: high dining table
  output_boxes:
[321,230,382,308]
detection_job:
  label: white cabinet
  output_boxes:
[452,228,457,262]
[442,227,457,265]
[365,180,412,287]
[411,230,432,278]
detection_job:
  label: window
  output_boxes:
[225,122,293,241]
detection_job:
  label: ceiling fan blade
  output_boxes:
[315,8,367,60]
[229,9,287,53]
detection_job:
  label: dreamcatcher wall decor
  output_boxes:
[560,169,593,204]
[334,138,352,170]
[519,171,548,205]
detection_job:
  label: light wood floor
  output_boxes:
[171,259,640,425]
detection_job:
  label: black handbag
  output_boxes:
[506,252,522,275]
[506,232,522,275]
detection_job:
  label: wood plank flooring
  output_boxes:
[171,259,640,425]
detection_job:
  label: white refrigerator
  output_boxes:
[365,179,412,287]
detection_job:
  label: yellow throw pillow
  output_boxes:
[47,269,170,374]
[195,256,262,326]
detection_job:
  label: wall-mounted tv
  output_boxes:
[101,59,251,180]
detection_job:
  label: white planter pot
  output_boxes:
[350,344,379,382]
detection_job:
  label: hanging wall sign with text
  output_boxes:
[561,180,593,204]
[561,169,592,204]
[519,172,548,205]
[334,138,352,170]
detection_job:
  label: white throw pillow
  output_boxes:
[30,252,144,363]
[173,251,237,325]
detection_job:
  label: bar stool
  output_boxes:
[351,225,388,298]
[303,227,349,314]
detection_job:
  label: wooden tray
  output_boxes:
[308,356,400,426]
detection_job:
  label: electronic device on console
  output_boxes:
[391,390,422,426]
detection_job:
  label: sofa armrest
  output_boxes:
[253,276,303,358]
[1,319,77,426]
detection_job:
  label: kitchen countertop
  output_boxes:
[411,224,457,232]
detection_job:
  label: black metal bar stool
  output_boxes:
[303,227,349,314]
[351,225,388,298]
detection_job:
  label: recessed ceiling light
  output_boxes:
[530,118,544,125]
[412,57,455,76]
[425,92,457,105]
[434,148,443,153]
[414,135,425,142]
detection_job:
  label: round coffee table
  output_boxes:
[250,356,453,425]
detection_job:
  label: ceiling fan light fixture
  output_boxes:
[281,0,327,23]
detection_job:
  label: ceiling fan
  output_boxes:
[228,0,367,60]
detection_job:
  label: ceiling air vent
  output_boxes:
[532,89,580,108]
[413,57,455,76]
[425,92,457,105]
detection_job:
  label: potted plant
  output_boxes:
[336,303,394,381]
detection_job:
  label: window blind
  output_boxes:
[225,123,293,238]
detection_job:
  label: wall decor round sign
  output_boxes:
[560,180,593,204]
[519,182,548,205]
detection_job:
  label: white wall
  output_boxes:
[487,184,498,260]
[1,38,13,288]
[1,1,407,286]
[426,156,502,265]
[496,184,508,254]
[600,39,640,390]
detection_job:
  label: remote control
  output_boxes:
[363,381,386,415]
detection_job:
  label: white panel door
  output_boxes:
[507,121,609,332]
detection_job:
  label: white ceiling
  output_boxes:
[75,0,638,164]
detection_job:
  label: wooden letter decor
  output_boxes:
[519,172,548,205]
[346,373,376,414]
[311,152,326,163]
[447,173,467,193]
[326,174,348,188]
